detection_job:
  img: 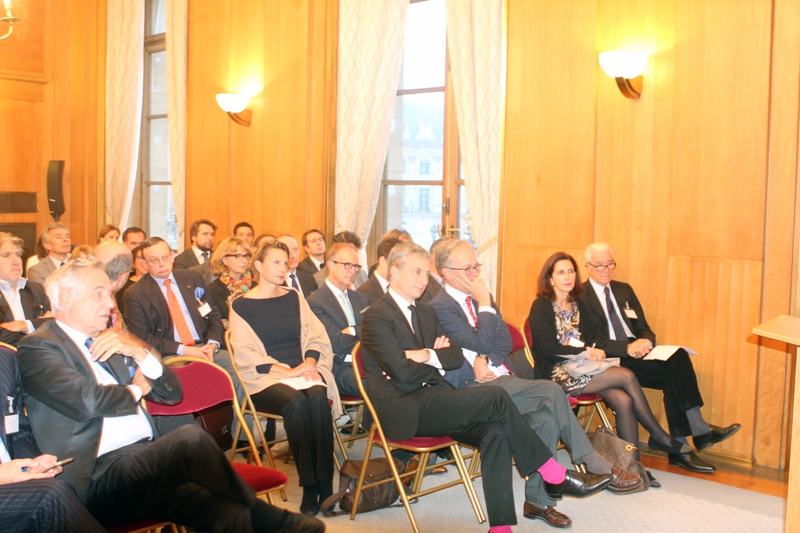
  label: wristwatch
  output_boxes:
[476,354,489,362]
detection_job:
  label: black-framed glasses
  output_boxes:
[331,260,362,272]
[585,261,616,272]
[446,263,482,274]
[226,253,252,261]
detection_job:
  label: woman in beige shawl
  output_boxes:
[229,240,341,517]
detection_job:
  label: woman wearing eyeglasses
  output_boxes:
[528,252,689,474]
[229,240,342,517]
[208,237,254,329]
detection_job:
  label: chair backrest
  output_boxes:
[505,322,526,353]
[0,341,17,354]
[521,319,536,371]
[351,342,389,440]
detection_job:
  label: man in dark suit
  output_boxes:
[297,229,326,276]
[0,345,105,533]
[581,242,741,473]
[357,236,401,304]
[0,233,51,346]
[28,223,71,284]
[360,242,611,529]
[174,219,216,270]
[277,234,317,297]
[416,236,451,306]
[307,242,369,398]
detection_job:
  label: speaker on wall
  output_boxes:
[47,160,65,221]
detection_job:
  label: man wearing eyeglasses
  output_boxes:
[307,243,370,399]
[580,241,741,474]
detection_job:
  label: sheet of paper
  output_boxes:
[643,345,698,361]
[280,376,328,391]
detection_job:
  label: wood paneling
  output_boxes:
[0,0,45,79]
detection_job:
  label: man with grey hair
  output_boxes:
[431,239,641,527]
[0,232,51,346]
[416,236,452,305]
[580,241,741,473]
[18,259,323,532]
[28,223,71,284]
[361,242,612,530]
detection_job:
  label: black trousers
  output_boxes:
[414,386,552,527]
[251,383,334,487]
[620,348,704,437]
[86,425,284,533]
[0,478,105,533]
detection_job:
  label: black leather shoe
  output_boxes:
[693,423,742,452]
[648,437,690,455]
[340,426,366,435]
[523,501,572,528]
[279,512,326,533]
[300,493,320,516]
[544,470,613,500]
[669,450,716,473]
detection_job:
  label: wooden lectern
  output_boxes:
[753,314,800,531]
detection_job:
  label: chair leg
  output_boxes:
[350,428,377,521]
[581,405,597,433]
[384,443,420,533]
[348,404,365,448]
[332,418,346,470]
[409,451,430,494]
[596,402,615,431]
[450,444,486,523]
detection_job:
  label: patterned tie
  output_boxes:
[408,305,424,348]
[85,337,119,383]
[163,279,196,346]
[605,286,629,341]
[465,296,479,329]
[201,251,209,264]
[338,292,356,327]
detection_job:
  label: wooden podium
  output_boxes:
[753,314,800,531]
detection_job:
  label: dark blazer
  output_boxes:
[357,274,386,305]
[360,293,464,440]
[173,248,200,270]
[416,278,442,306]
[27,256,61,285]
[123,270,224,355]
[0,279,51,346]
[527,296,604,380]
[579,281,657,358]
[0,346,41,460]
[190,261,215,286]
[284,270,317,297]
[17,321,182,501]
[297,256,322,276]
[431,288,515,387]
[307,283,371,356]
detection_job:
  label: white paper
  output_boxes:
[4,414,19,434]
[643,345,698,361]
[280,376,328,391]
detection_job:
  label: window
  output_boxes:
[372,0,474,253]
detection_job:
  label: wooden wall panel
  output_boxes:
[0,0,45,79]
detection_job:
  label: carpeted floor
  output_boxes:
[264,440,785,533]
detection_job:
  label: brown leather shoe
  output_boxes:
[406,454,448,476]
[606,466,643,493]
[523,501,572,528]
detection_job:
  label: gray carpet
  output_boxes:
[266,441,785,533]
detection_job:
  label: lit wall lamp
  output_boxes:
[598,51,649,99]
[1,0,22,41]
[216,93,252,126]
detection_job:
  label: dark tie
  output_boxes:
[201,251,209,263]
[85,338,119,383]
[408,305,424,348]
[290,274,300,290]
[604,287,629,341]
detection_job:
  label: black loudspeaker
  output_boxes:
[47,160,65,221]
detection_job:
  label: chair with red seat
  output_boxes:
[145,357,288,505]
[521,319,614,432]
[350,343,485,533]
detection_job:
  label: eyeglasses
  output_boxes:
[585,261,616,272]
[330,260,362,272]
[226,253,252,261]
[446,263,482,274]
[144,254,172,265]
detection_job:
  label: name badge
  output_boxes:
[4,414,18,435]
[198,302,212,317]
[567,337,585,348]
[624,308,638,319]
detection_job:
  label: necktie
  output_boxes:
[290,274,300,291]
[408,305,424,348]
[201,251,209,264]
[85,338,119,383]
[163,279,196,346]
[339,292,356,327]
[465,296,479,328]
[605,286,629,341]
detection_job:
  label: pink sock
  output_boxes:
[537,458,567,483]
[489,526,512,533]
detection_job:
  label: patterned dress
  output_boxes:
[550,300,592,396]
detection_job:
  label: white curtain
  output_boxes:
[335,0,410,257]
[445,0,506,292]
[166,0,188,250]
[105,3,144,228]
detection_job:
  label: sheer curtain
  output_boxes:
[105,3,144,228]
[166,0,188,250]
[445,0,506,292]
[335,0,410,258]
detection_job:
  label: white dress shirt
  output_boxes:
[155,274,207,354]
[192,245,210,265]
[326,280,355,361]
[310,257,324,271]
[0,278,34,333]
[56,320,161,457]
[388,288,444,375]
[287,271,305,296]
[588,278,635,340]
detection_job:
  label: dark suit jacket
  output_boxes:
[416,278,442,306]
[17,321,182,501]
[0,346,41,460]
[173,248,200,270]
[123,270,224,355]
[190,261,215,286]
[578,281,657,358]
[430,289,515,387]
[357,274,386,305]
[0,279,51,346]
[284,270,317,297]
[297,256,322,276]
[27,256,61,285]
[307,284,371,356]
[360,293,464,440]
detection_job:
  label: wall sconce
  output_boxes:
[1,0,22,41]
[598,51,649,99]
[216,93,252,126]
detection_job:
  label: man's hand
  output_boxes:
[131,368,152,397]
[183,345,214,362]
[404,349,431,364]
[0,457,59,486]
[457,274,492,308]
[432,336,451,350]
[90,330,148,363]
[29,454,63,475]
[586,347,607,361]
[0,320,28,332]
[627,339,652,358]
[341,327,355,336]
[473,357,498,383]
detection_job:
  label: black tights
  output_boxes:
[582,367,673,461]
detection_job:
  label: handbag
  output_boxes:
[193,401,234,450]
[321,457,408,516]
[589,426,650,494]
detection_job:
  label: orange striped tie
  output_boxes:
[163,279,195,346]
